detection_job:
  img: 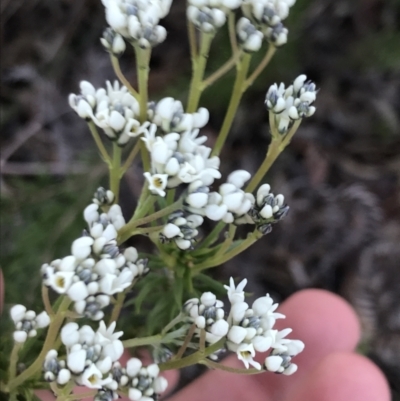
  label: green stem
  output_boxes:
[111,55,139,99]
[61,391,97,401]
[162,313,184,335]
[197,221,226,249]
[108,292,125,325]
[211,53,252,157]
[243,45,276,90]
[123,334,162,348]
[187,20,198,60]
[193,231,261,273]
[118,197,183,243]
[135,45,151,172]
[218,224,236,256]
[110,143,122,202]
[8,343,21,388]
[228,12,238,54]
[187,32,214,113]
[8,297,71,392]
[245,138,280,193]
[123,327,186,348]
[200,358,263,375]
[120,139,141,175]
[130,225,164,236]
[133,191,155,220]
[245,119,302,193]
[174,324,196,359]
[159,337,225,371]
[42,285,54,316]
[200,51,242,90]
[88,122,111,165]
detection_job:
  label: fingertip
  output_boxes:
[290,352,391,401]
[278,289,361,355]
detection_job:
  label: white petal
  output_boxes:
[260,204,273,219]
[13,331,27,343]
[10,305,26,323]
[61,322,79,346]
[71,237,94,260]
[124,247,138,262]
[126,358,142,377]
[228,325,248,344]
[57,368,71,385]
[227,170,251,188]
[187,192,208,208]
[36,311,50,328]
[163,223,181,239]
[59,256,76,272]
[67,281,89,302]
[67,349,86,373]
[210,320,229,337]
[252,335,272,352]
[264,355,283,372]
[200,292,216,307]
[205,204,228,221]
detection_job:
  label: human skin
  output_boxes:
[30,288,391,401]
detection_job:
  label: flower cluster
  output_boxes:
[101,0,172,48]
[241,0,297,48]
[160,211,204,250]
[265,74,317,134]
[41,188,149,320]
[148,97,209,133]
[10,305,50,343]
[184,292,229,345]
[69,80,147,146]
[101,27,126,57]
[185,170,254,223]
[44,321,168,400]
[114,358,168,401]
[183,277,304,373]
[158,171,287,250]
[142,119,221,196]
[246,183,289,234]
[187,0,242,32]
[225,278,304,372]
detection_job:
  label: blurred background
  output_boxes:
[1,0,400,398]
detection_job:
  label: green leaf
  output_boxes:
[194,273,225,296]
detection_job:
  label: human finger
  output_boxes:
[167,289,361,401]
[289,352,391,401]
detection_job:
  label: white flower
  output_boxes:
[236,343,261,370]
[200,292,217,307]
[264,355,283,372]
[71,237,94,260]
[67,348,86,374]
[228,325,248,344]
[67,281,89,302]
[13,331,28,343]
[61,322,80,347]
[79,363,112,389]
[49,271,74,294]
[224,277,247,304]
[153,376,168,393]
[95,321,124,362]
[35,311,50,328]
[126,358,142,377]
[227,170,251,189]
[144,172,168,197]
[10,305,27,323]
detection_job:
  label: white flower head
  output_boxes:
[236,343,261,370]
[224,277,247,304]
[144,172,168,197]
